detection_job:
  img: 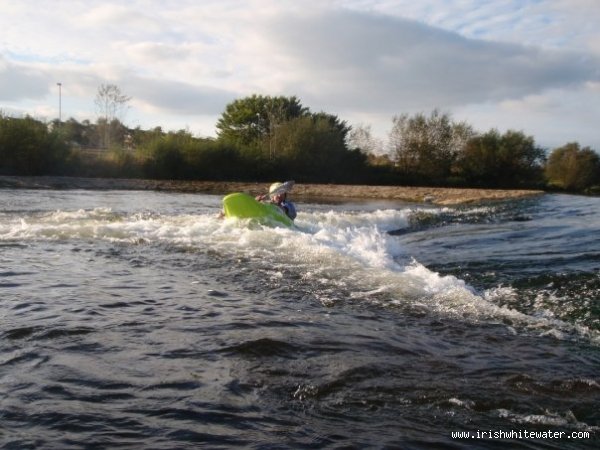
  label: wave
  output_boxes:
[2,205,598,345]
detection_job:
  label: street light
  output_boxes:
[57,82,62,123]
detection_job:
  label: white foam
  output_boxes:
[497,408,599,432]
[448,397,475,409]
[2,206,598,344]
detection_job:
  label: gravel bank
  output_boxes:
[0,175,544,205]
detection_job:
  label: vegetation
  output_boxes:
[389,110,475,185]
[0,114,70,175]
[216,94,308,149]
[95,84,131,149]
[545,143,600,192]
[454,129,546,188]
[1,91,598,193]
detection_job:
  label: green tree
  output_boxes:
[185,140,245,180]
[57,117,93,147]
[545,142,600,191]
[389,112,425,174]
[275,114,355,181]
[141,132,191,179]
[216,95,308,152]
[455,129,545,187]
[0,115,69,175]
[389,110,474,183]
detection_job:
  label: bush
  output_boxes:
[545,143,600,191]
[454,129,546,188]
[0,115,70,175]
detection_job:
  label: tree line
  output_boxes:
[1,93,599,193]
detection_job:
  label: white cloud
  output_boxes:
[0,56,49,101]
[125,42,192,64]
[125,77,236,115]
[455,83,600,149]
[0,0,598,147]
[258,9,599,112]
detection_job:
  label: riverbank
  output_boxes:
[0,175,544,205]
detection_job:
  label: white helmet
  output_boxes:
[268,180,295,199]
[269,182,284,195]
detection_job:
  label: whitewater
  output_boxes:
[1,189,598,449]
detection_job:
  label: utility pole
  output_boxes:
[57,82,62,123]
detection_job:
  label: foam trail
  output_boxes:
[2,205,597,344]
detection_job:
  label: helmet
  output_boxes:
[268,180,294,199]
[269,182,284,195]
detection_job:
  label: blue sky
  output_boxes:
[1,0,599,150]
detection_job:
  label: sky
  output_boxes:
[1,0,599,151]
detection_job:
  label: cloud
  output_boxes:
[0,56,49,101]
[1,1,598,147]
[125,42,192,64]
[77,3,163,35]
[124,76,237,115]
[452,80,600,149]
[260,9,600,114]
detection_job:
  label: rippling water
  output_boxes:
[1,189,599,449]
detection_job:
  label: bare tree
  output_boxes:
[388,109,474,179]
[346,123,383,156]
[95,84,131,149]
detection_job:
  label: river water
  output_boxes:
[1,189,598,449]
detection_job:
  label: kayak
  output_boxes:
[222,192,294,227]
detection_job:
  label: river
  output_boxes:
[1,189,598,449]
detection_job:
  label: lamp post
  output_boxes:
[57,82,62,123]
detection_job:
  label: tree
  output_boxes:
[455,129,545,187]
[59,118,92,147]
[454,129,501,186]
[95,84,131,149]
[216,95,308,153]
[388,110,474,183]
[389,112,424,174]
[545,143,600,191]
[346,123,383,156]
[310,112,351,141]
[274,114,355,181]
[0,115,69,175]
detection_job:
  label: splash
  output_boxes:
[2,205,597,344]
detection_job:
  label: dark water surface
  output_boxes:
[1,190,598,449]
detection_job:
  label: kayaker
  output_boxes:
[256,181,297,220]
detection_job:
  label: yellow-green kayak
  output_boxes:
[222,193,294,227]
